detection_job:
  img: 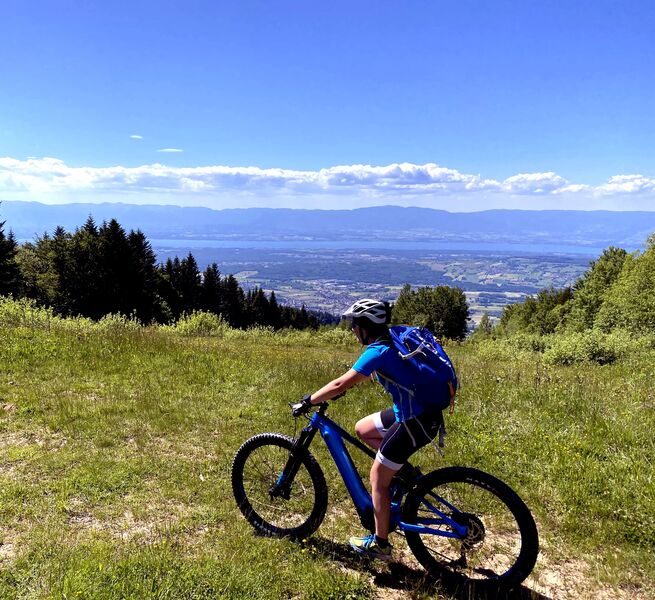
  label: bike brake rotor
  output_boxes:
[452,512,486,550]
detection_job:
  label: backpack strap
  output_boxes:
[397,341,427,360]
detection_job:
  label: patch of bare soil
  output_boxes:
[309,517,650,600]
[0,429,67,451]
[152,436,218,462]
[527,553,652,600]
[0,541,15,563]
[366,547,653,600]
[65,496,192,542]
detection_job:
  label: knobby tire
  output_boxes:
[231,432,328,540]
[402,466,539,587]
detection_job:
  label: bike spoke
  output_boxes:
[409,479,525,581]
[240,444,316,529]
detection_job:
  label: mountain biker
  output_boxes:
[294,298,445,560]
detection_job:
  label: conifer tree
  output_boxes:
[50,226,74,314]
[126,229,162,322]
[0,216,21,296]
[67,217,102,317]
[97,219,132,318]
[267,290,281,329]
[222,274,246,327]
[296,304,310,329]
[177,253,202,314]
[201,263,222,315]
[157,257,182,320]
[249,287,270,326]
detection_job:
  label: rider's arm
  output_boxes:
[308,369,369,405]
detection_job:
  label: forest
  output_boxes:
[0,213,334,331]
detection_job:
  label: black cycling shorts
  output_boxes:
[373,408,443,471]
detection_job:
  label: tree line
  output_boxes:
[0,213,334,330]
[479,236,655,338]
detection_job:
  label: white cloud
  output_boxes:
[502,172,570,194]
[130,134,143,140]
[596,174,655,195]
[157,148,183,153]
[0,156,653,210]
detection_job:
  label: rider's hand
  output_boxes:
[291,394,312,417]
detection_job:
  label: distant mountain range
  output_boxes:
[3,200,655,248]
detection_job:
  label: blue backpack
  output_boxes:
[388,325,458,412]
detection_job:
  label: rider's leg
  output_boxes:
[370,459,397,539]
[354,414,384,449]
[355,409,395,450]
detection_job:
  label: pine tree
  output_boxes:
[0,216,21,296]
[201,263,222,315]
[157,257,183,320]
[222,274,246,327]
[97,219,132,318]
[177,253,202,314]
[50,226,74,314]
[127,229,162,322]
[246,286,269,326]
[267,290,281,329]
[67,216,102,317]
[295,304,310,329]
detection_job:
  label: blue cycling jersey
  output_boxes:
[352,340,432,422]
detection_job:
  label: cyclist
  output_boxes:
[294,298,445,560]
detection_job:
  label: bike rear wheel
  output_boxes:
[402,466,538,586]
[231,433,328,539]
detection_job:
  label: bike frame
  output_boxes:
[276,405,468,539]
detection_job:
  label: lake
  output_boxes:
[148,239,609,256]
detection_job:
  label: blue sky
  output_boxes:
[1,1,654,210]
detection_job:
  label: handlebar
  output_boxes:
[290,391,346,417]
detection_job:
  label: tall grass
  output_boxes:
[1,297,653,598]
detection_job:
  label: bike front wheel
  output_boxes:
[231,432,328,540]
[402,466,539,586]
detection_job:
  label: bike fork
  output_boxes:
[270,425,318,499]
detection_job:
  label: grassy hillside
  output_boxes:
[1,303,654,598]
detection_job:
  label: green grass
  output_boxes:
[1,312,654,598]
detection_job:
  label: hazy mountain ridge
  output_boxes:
[3,200,654,247]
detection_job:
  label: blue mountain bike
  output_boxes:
[231,402,539,587]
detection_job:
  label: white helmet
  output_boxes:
[342,298,390,325]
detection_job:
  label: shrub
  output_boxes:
[169,311,229,337]
[96,313,143,333]
[313,326,355,348]
[0,295,55,330]
[543,330,630,365]
[508,332,547,353]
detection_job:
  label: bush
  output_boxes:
[312,326,355,348]
[168,311,229,337]
[0,295,55,330]
[96,313,143,333]
[509,332,547,353]
[543,330,631,365]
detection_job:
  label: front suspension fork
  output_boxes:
[270,425,318,499]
